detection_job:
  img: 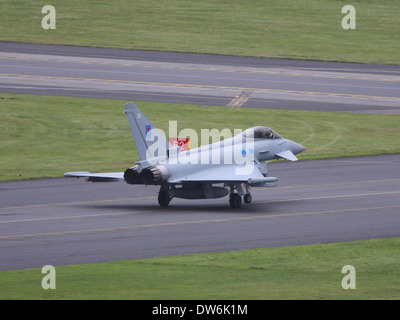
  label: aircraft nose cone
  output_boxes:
[291,141,306,155]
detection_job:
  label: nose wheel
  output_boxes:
[244,194,252,203]
[244,183,252,204]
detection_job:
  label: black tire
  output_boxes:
[229,193,242,209]
[244,194,252,204]
[158,191,170,207]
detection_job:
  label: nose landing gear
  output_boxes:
[244,193,252,203]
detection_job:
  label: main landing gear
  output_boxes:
[158,185,171,207]
[157,183,253,209]
[229,193,242,208]
[229,183,252,209]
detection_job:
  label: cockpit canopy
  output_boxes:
[242,126,281,139]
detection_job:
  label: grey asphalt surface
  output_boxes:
[1,42,400,114]
[0,43,399,271]
[1,155,399,271]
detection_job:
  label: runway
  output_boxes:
[1,155,399,270]
[0,43,399,271]
[1,42,400,114]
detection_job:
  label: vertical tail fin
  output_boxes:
[124,102,168,161]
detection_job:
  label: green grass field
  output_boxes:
[1,0,399,64]
[1,237,399,299]
[1,93,399,181]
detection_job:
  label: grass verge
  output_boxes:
[1,0,399,64]
[1,93,399,181]
[1,237,399,299]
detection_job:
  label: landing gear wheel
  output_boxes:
[244,194,252,204]
[229,193,242,209]
[158,191,170,207]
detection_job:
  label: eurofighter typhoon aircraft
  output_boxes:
[65,102,306,208]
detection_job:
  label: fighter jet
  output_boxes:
[64,102,306,208]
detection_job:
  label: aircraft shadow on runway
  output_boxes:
[73,198,305,215]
